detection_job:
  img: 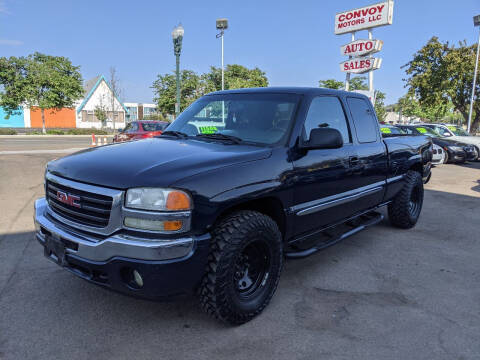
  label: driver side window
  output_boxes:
[303,96,351,143]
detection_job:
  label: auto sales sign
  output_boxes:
[340,57,382,74]
[340,39,383,57]
[335,1,394,35]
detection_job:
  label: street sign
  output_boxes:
[335,1,394,35]
[340,39,383,57]
[340,57,382,74]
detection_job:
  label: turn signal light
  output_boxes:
[166,191,191,210]
[163,220,183,231]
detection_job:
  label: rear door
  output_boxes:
[346,97,388,208]
[291,95,360,237]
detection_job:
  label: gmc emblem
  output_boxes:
[56,191,81,208]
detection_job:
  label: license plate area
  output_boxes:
[44,234,67,266]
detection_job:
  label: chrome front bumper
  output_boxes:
[34,197,195,262]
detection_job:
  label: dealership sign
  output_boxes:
[340,39,383,57]
[335,1,394,35]
[340,57,382,74]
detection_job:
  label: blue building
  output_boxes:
[0,107,25,128]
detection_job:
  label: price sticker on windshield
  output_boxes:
[199,126,218,134]
[416,127,427,134]
[380,127,391,134]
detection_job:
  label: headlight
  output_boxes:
[125,188,191,211]
[448,146,463,152]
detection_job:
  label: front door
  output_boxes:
[291,95,359,238]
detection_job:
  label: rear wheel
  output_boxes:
[388,171,424,229]
[198,211,283,325]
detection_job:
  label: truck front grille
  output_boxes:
[46,180,113,228]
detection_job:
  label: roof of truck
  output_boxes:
[207,87,367,98]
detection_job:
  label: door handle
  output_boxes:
[349,156,360,167]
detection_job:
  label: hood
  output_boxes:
[47,138,271,189]
[433,137,473,148]
[448,135,480,147]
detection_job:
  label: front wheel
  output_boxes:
[443,151,449,164]
[388,171,424,229]
[198,211,283,325]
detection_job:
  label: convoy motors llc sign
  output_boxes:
[335,1,394,35]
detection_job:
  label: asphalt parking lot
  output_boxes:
[1,138,479,360]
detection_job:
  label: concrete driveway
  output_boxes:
[0,148,479,360]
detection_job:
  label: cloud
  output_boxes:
[0,39,23,46]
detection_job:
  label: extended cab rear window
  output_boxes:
[347,97,378,143]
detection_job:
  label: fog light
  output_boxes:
[133,270,143,287]
[124,217,183,231]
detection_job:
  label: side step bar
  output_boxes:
[285,212,384,259]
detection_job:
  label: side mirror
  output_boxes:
[117,128,124,133]
[301,127,343,150]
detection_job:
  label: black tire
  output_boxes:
[388,171,424,229]
[198,210,283,325]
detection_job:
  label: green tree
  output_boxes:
[0,52,83,133]
[152,65,269,116]
[152,70,205,115]
[204,65,268,91]
[319,79,343,89]
[397,93,451,122]
[403,37,480,131]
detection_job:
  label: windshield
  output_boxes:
[166,93,301,145]
[142,122,167,131]
[380,126,404,135]
[446,125,469,136]
[415,126,440,137]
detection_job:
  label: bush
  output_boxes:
[66,128,108,135]
[0,128,17,135]
[46,129,65,135]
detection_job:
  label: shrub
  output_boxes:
[46,129,65,135]
[0,128,17,135]
[66,128,108,135]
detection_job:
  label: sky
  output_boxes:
[1,0,479,105]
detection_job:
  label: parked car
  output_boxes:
[34,88,432,325]
[422,124,480,160]
[397,125,477,163]
[113,120,169,143]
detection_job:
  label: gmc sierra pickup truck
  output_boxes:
[34,88,432,325]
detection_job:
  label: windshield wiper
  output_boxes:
[160,131,189,139]
[195,133,243,144]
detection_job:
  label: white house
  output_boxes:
[76,75,127,129]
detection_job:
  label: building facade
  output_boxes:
[76,75,127,129]
[124,103,159,123]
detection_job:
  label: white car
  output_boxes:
[424,124,480,160]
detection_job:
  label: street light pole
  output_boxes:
[216,18,228,91]
[172,24,184,117]
[467,16,480,133]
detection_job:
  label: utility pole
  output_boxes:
[467,15,480,133]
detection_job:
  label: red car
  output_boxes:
[113,121,169,143]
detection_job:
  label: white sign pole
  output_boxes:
[345,32,355,91]
[368,29,374,94]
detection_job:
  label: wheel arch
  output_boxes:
[214,197,287,240]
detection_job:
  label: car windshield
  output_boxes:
[446,125,469,136]
[166,93,301,146]
[415,126,440,137]
[142,122,167,131]
[380,126,404,135]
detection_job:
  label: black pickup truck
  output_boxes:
[34,88,432,324]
